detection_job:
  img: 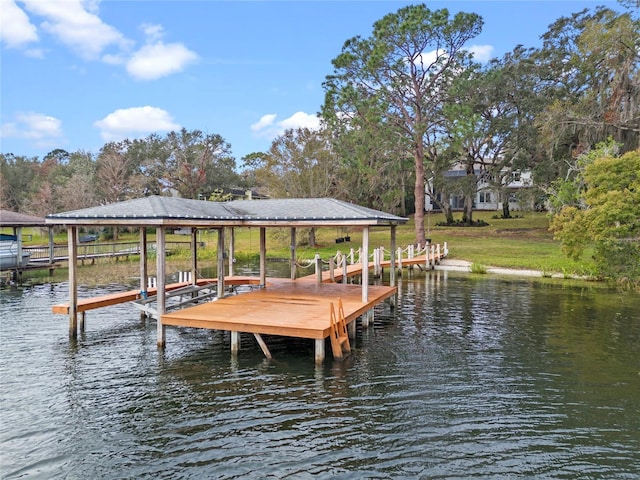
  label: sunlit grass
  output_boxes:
[5,210,598,281]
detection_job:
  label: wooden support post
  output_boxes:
[315,338,325,364]
[191,228,198,286]
[329,257,335,282]
[290,228,296,280]
[426,245,431,269]
[217,228,225,298]
[348,318,356,339]
[139,228,148,310]
[68,226,78,339]
[229,228,235,277]
[259,227,266,287]
[253,333,272,359]
[48,228,55,264]
[231,331,240,354]
[362,226,369,303]
[444,241,448,257]
[80,312,86,332]
[342,254,347,284]
[156,227,166,348]
[390,226,397,286]
[315,253,322,284]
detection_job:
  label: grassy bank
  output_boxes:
[7,211,598,286]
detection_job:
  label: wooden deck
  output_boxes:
[161,280,395,340]
[51,246,447,362]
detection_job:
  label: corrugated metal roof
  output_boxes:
[46,196,407,226]
[0,209,48,227]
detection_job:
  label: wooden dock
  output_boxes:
[51,244,447,363]
[162,279,396,363]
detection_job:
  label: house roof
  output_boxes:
[46,196,407,228]
[0,209,48,227]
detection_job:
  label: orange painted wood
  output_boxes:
[161,280,396,340]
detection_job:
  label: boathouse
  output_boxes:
[47,196,411,362]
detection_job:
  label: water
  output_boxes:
[1,271,639,479]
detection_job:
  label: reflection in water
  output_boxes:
[0,273,638,478]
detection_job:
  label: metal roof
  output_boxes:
[0,209,48,227]
[46,196,407,227]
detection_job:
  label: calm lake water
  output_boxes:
[1,268,639,479]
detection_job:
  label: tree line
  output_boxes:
[1,3,638,282]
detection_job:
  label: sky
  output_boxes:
[0,0,624,164]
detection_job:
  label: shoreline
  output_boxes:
[434,258,582,279]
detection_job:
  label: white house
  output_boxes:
[426,167,534,212]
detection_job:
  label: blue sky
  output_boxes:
[0,0,622,163]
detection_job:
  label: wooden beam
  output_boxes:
[362,226,369,303]
[315,338,325,364]
[290,227,296,280]
[253,333,272,359]
[191,228,198,285]
[217,228,225,299]
[260,227,266,287]
[231,331,240,354]
[156,226,166,348]
[228,227,235,277]
[390,225,397,287]
[139,228,148,298]
[68,226,78,338]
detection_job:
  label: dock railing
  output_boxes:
[24,241,192,265]
[310,242,449,280]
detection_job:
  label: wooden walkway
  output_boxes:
[51,276,260,314]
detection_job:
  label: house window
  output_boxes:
[511,171,521,182]
[479,192,492,203]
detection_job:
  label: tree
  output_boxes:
[0,154,39,212]
[243,127,339,246]
[323,4,483,246]
[550,146,640,285]
[535,7,639,159]
[164,128,237,199]
[243,127,337,199]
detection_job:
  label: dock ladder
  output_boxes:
[329,298,351,359]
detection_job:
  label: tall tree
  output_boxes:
[535,7,639,159]
[164,128,237,199]
[0,154,39,212]
[244,127,337,199]
[323,4,483,246]
[243,127,339,246]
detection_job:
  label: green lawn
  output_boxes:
[4,210,597,280]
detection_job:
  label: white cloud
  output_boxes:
[141,23,164,43]
[250,114,277,132]
[94,106,180,141]
[251,112,320,139]
[0,112,64,148]
[126,42,199,81]
[0,0,38,48]
[8,1,198,80]
[467,44,495,63]
[21,0,131,60]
